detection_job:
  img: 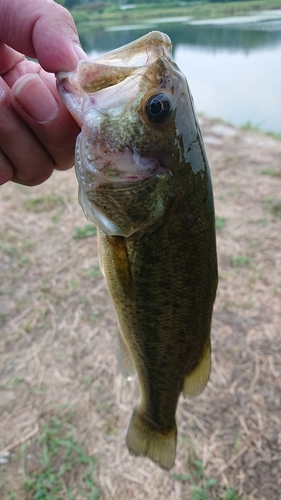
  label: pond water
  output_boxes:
[78,10,281,133]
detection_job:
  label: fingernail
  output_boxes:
[14,74,59,122]
[73,43,88,61]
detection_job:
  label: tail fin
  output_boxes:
[126,408,177,470]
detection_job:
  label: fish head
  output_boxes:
[57,31,198,237]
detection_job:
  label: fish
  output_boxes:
[57,31,218,470]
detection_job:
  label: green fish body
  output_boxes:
[57,31,218,470]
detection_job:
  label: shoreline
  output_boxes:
[198,114,281,142]
[71,1,281,27]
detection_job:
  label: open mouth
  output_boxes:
[103,153,163,182]
[76,137,164,184]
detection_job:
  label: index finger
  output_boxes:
[0,0,86,73]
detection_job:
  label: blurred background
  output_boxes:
[1,2,281,500]
[68,0,281,134]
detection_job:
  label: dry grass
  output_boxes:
[0,117,281,499]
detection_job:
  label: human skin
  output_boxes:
[0,0,87,186]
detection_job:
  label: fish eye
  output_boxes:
[145,94,172,123]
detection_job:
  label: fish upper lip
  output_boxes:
[77,142,164,183]
[78,167,165,186]
[76,162,167,192]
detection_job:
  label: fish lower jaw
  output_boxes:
[78,164,162,186]
[78,147,163,183]
[77,188,123,235]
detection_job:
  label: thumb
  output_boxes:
[0,0,87,73]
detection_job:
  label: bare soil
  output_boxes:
[0,117,281,499]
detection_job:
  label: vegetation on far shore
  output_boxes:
[58,0,281,26]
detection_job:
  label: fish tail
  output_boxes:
[126,408,177,470]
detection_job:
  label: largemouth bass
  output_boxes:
[57,31,218,470]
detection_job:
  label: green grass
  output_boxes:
[221,489,246,500]
[233,429,244,455]
[23,193,66,212]
[270,202,281,216]
[216,216,226,231]
[262,197,281,217]
[247,217,267,225]
[232,256,250,268]
[8,416,100,500]
[90,313,100,323]
[89,263,100,278]
[0,237,34,269]
[241,122,281,140]
[173,445,247,500]
[260,169,281,177]
[266,131,281,141]
[73,223,97,239]
[241,120,261,132]
[11,375,25,387]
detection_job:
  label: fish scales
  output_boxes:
[57,31,218,470]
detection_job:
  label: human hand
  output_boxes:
[0,0,87,186]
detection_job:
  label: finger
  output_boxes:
[0,0,87,73]
[11,73,80,171]
[0,42,25,78]
[0,149,14,186]
[0,42,40,88]
[0,78,55,186]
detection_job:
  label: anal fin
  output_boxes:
[183,341,211,397]
[116,330,136,380]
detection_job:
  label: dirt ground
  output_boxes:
[0,117,281,499]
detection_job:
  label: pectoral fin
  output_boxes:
[116,330,136,379]
[182,341,211,397]
[97,230,105,277]
[106,235,133,296]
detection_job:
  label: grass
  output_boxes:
[260,169,281,177]
[23,193,66,212]
[1,118,281,499]
[9,416,100,500]
[216,216,226,231]
[173,456,246,500]
[266,131,281,141]
[232,256,250,267]
[0,237,33,269]
[73,223,97,239]
[89,263,100,278]
[241,121,281,141]
[221,490,246,500]
[262,196,281,217]
[241,120,261,132]
[11,376,25,387]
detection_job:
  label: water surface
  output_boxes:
[78,10,281,133]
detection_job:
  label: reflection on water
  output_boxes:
[78,11,281,133]
[176,45,281,133]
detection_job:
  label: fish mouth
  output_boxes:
[90,153,162,183]
[75,135,168,237]
[76,135,164,187]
